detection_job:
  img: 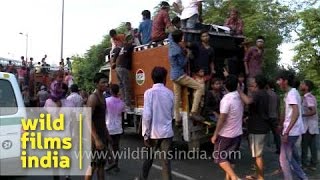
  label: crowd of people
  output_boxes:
[101,1,318,180]
[2,1,318,180]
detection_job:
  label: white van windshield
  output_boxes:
[0,79,18,115]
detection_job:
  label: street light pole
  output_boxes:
[61,0,64,61]
[19,32,28,62]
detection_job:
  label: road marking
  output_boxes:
[152,164,197,180]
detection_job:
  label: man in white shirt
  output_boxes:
[277,70,308,180]
[300,80,319,171]
[173,0,203,29]
[139,67,174,180]
[211,75,243,180]
[67,84,83,107]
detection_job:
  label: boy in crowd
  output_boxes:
[300,80,318,171]
[276,70,308,180]
[211,75,243,180]
[203,77,223,122]
[105,84,125,172]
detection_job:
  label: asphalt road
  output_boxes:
[1,128,320,180]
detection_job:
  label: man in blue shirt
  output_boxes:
[138,10,152,45]
[169,29,204,127]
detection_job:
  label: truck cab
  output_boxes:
[104,28,245,149]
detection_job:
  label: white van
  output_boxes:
[0,72,26,160]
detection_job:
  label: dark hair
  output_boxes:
[171,30,183,43]
[211,77,222,84]
[142,10,151,19]
[255,75,267,89]
[93,73,108,84]
[277,70,295,87]
[62,83,69,97]
[303,80,314,91]
[152,66,167,84]
[267,79,276,89]
[200,29,209,36]
[110,84,120,95]
[238,72,245,78]
[21,56,24,60]
[193,66,203,74]
[225,75,238,92]
[125,22,131,26]
[109,29,117,37]
[171,16,181,25]
[70,84,79,93]
[256,35,265,41]
[160,1,170,9]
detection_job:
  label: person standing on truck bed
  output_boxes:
[112,35,135,111]
[173,0,203,42]
[244,36,265,79]
[169,29,204,127]
[189,29,215,76]
[138,10,153,45]
[137,66,174,180]
[151,1,174,42]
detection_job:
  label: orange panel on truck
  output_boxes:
[110,45,188,110]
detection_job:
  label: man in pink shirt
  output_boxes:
[244,36,265,78]
[211,75,243,180]
[300,80,319,171]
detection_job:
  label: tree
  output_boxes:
[203,0,296,78]
[71,24,127,92]
[293,7,320,100]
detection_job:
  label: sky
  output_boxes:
[0,0,294,67]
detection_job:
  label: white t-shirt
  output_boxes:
[283,88,305,136]
[218,91,244,138]
[105,96,125,135]
[177,0,203,20]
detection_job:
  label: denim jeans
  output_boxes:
[140,138,173,180]
[115,67,132,107]
[279,136,308,180]
[301,131,318,166]
[181,14,199,42]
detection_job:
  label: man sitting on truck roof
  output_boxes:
[151,1,174,42]
[169,29,205,127]
[224,8,244,35]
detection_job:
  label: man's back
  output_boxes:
[142,83,174,139]
[139,19,152,44]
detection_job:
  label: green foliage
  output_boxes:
[203,0,296,78]
[293,7,320,102]
[71,25,124,92]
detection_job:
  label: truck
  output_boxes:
[101,28,245,149]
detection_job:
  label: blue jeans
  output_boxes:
[181,14,199,42]
[279,136,308,180]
